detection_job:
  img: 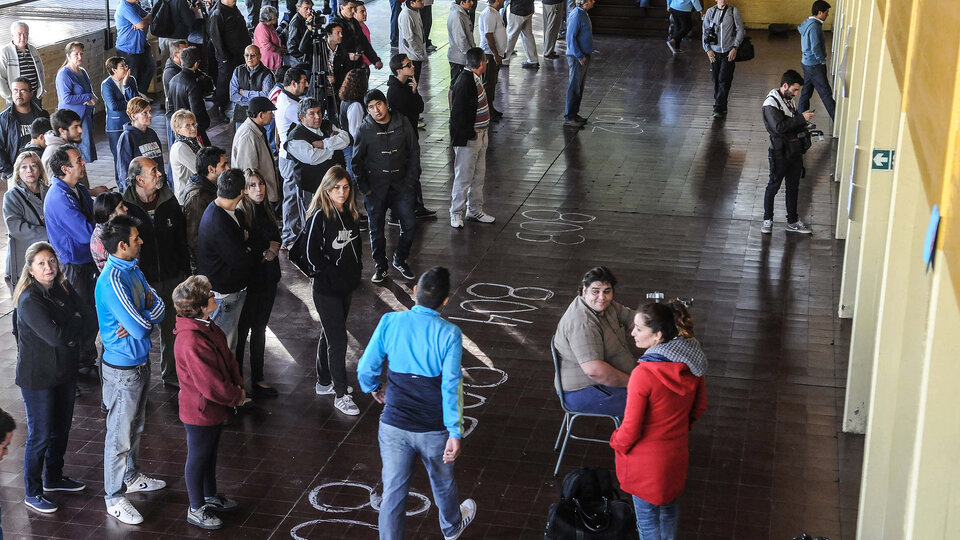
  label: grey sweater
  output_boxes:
[447,3,475,65]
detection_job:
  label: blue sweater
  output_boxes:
[799,17,827,65]
[43,178,94,265]
[95,255,164,367]
[667,0,702,12]
[566,7,594,60]
[101,76,140,133]
[55,67,94,119]
[358,305,464,439]
[115,0,149,54]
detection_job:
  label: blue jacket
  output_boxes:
[43,178,94,265]
[799,17,827,65]
[566,7,595,60]
[101,76,140,133]
[55,67,94,119]
[115,122,164,191]
[358,306,464,439]
[95,255,164,367]
[667,0,702,12]
[115,0,149,54]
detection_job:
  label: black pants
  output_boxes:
[118,50,155,94]
[184,423,221,510]
[798,63,836,121]
[763,151,803,223]
[710,54,735,113]
[365,187,417,268]
[215,60,239,111]
[413,60,423,87]
[235,281,278,385]
[63,262,98,366]
[312,290,352,397]
[669,10,693,47]
[483,54,500,114]
[422,5,434,46]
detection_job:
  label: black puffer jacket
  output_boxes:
[14,281,97,390]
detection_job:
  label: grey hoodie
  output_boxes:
[644,337,708,377]
[702,5,745,54]
[447,3,475,65]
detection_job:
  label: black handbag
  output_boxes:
[544,468,639,540]
[288,221,316,278]
[735,36,755,62]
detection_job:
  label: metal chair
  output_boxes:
[551,339,622,477]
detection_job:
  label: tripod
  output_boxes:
[309,34,341,126]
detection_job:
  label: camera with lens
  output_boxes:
[704,26,719,46]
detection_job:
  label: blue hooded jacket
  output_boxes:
[95,254,165,367]
[799,17,827,65]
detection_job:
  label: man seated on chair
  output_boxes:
[553,266,636,417]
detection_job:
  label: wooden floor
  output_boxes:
[0,1,862,539]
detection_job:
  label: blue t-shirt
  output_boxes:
[116,1,148,54]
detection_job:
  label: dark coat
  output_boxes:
[386,76,424,140]
[0,103,48,176]
[332,13,381,65]
[174,316,244,426]
[181,173,218,266]
[14,281,97,390]
[168,68,214,136]
[351,113,420,200]
[240,200,281,290]
[450,69,480,147]
[287,13,310,63]
[196,202,258,294]
[209,1,251,64]
[122,184,191,284]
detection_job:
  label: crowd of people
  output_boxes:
[0,0,834,537]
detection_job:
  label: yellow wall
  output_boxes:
[734,0,835,30]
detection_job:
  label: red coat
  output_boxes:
[174,317,245,426]
[609,361,707,505]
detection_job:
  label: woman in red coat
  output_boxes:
[609,300,707,540]
[173,275,246,530]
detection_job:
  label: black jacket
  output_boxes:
[332,13,381,65]
[450,69,480,147]
[287,13,310,62]
[14,281,97,390]
[305,207,362,296]
[239,201,281,290]
[351,114,420,200]
[386,76,424,140]
[168,68,214,136]
[163,57,182,112]
[182,173,219,266]
[196,203,258,294]
[209,1,251,64]
[762,88,808,160]
[122,184,191,284]
[167,0,199,39]
[0,103,48,176]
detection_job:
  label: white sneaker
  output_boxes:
[450,214,464,229]
[316,382,353,395]
[107,497,144,525]
[761,219,773,234]
[785,220,812,234]
[466,211,495,224]
[334,394,360,416]
[444,499,478,540]
[124,473,166,493]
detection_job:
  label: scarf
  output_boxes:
[174,132,203,154]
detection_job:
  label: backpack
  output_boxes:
[544,467,639,540]
[149,0,176,38]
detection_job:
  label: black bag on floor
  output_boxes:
[544,467,639,540]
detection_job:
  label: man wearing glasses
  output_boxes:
[229,45,275,149]
[0,78,48,180]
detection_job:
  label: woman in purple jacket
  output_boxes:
[55,42,97,163]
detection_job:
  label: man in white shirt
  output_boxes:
[478,0,506,120]
[285,97,350,220]
[275,67,310,248]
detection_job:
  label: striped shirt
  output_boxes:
[16,47,39,93]
[473,72,489,130]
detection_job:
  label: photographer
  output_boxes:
[702,0,744,118]
[320,23,356,99]
[332,0,383,71]
[287,0,316,69]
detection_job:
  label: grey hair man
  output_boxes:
[0,22,46,106]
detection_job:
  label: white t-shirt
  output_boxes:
[478,6,507,56]
[276,90,301,158]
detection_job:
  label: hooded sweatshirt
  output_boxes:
[609,338,707,505]
[798,16,827,66]
[115,122,164,191]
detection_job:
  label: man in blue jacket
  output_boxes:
[798,0,835,121]
[95,214,167,526]
[43,144,99,369]
[565,0,595,128]
[666,0,703,54]
[358,267,476,540]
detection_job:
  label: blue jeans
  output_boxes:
[565,55,588,120]
[364,187,417,269]
[378,422,463,539]
[102,361,150,505]
[562,384,627,416]
[79,109,97,163]
[21,380,77,497]
[633,496,678,540]
[107,130,123,185]
[798,63,836,121]
[212,289,248,355]
[389,0,403,46]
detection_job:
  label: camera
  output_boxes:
[703,26,718,46]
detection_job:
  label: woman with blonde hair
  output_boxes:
[55,41,97,163]
[304,166,363,415]
[13,241,97,513]
[235,168,281,397]
[3,151,49,281]
[115,96,163,191]
[169,109,203,201]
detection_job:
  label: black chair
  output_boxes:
[551,339,621,477]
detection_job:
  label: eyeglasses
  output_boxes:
[402,62,413,69]
[244,53,260,57]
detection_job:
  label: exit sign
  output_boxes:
[872,149,895,170]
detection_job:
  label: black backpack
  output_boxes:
[149,0,176,38]
[544,467,639,540]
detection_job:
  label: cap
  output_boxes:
[248,96,277,116]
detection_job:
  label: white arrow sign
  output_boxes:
[873,152,888,167]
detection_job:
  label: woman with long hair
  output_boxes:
[89,192,128,272]
[304,166,363,415]
[609,299,707,540]
[3,152,49,282]
[172,275,246,530]
[55,42,97,163]
[338,68,368,181]
[13,242,97,513]
[235,168,281,397]
[169,109,203,202]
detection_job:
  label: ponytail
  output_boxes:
[666,298,695,339]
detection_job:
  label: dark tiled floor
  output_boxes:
[0,3,862,539]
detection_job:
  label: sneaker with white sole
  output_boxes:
[443,498,478,540]
[450,214,464,229]
[392,258,415,280]
[466,211,495,224]
[334,394,360,416]
[371,267,388,283]
[316,382,353,395]
[187,505,223,529]
[204,493,239,512]
[107,497,144,524]
[761,219,773,234]
[124,473,166,493]
[785,220,812,234]
[24,495,58,513]
[44,476,86,492]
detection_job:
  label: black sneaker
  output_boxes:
[371,268,388,283]
[386,214,400,227]
[415,208,437,219]
[392,259,415,280]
